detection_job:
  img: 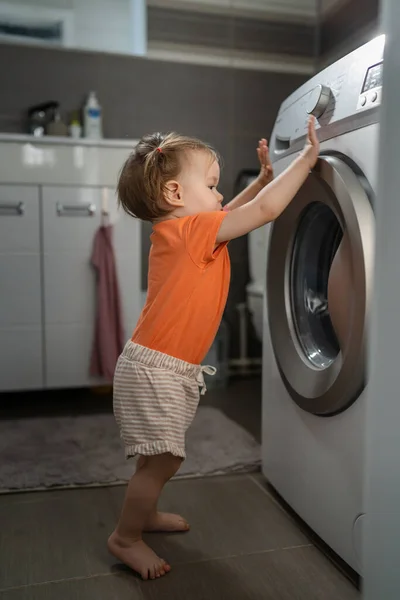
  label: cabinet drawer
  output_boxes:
[42,186,102,387]
[0,328,43,391]
[0,255,41,327]
[0,185,40,252]
[110,198,142,333]
[42,186,101,324]
[42,185,141,388]
[45,324,101,389]
[0,185,42,387]
[42,186,101,252]
[43,252,97,324]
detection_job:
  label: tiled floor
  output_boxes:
[0,473,359,599]
[0,379,359,599]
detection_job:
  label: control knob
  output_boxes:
[306,84,331,118]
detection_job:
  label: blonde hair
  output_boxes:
[117,132,220,222]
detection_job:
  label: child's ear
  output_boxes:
[164,180,184,207]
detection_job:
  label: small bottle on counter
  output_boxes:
[46,110,68,137]
[83,91,103,139]
[69,111,82,139]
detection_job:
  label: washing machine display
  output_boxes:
[362,61,383,93]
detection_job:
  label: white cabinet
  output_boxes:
[42,186,102,388]
[0,137,140,393]
[42,186,140,389]
[0,185,43,390]
[110,192,141,340]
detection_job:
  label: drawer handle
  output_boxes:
[0,202,25,216]
[56,202,96,217]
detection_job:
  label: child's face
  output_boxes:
[175,151,224,216]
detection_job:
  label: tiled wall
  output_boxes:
[148,5,314,59]
[0,42,305,288]
[319,0,380,66]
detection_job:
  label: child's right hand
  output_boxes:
[300,116,319,169]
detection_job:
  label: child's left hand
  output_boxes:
[257,138,274,186]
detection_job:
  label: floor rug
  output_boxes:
[0,406,261,493]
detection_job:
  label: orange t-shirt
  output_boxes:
[132,211,230,364]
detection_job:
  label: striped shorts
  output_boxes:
[113,341,216,459]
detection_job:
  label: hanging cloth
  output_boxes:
[90,197,124,381]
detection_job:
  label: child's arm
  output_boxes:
[217,117,319,243]
[224,139,273,211]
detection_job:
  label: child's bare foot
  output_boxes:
[107,531,170,580]
[146,512,190,532]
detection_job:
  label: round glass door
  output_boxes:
[291,202,342,370]
[267,155,374,415]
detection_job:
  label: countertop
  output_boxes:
[0,134,137,186]
[0,133,137,149]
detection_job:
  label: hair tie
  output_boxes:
[156,147,162,153]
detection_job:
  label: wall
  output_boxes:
[148,0,318,22]
[0,42,305,193]
[1,0,313,297]
[0,41,305,289]
[319,0,380,67]
[147,3,315,69]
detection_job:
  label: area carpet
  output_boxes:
[0,406,261,493]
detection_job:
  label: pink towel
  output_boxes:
[90,224,124,382]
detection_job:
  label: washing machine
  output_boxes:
[262,35,384,574]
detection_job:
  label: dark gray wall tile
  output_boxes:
[232,133,262,180]
[320,0,379,59]
[0,44,234,139]
[186,130,234,198]
[233,17,314,57]
[148,6,233,49]
[148,6,314,59]
[104,60,234,139]
[233,69,306,135]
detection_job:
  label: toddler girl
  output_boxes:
[108,117,319,580]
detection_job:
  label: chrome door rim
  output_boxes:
[267,155,374,415]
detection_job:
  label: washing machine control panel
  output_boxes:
[356,60,383,111]
[271,35,385,158]
[306,84,332,118]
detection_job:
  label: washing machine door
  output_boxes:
[267,154,374,415]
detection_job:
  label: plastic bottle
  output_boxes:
[83,91,103,139]
[69,110,82,139]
